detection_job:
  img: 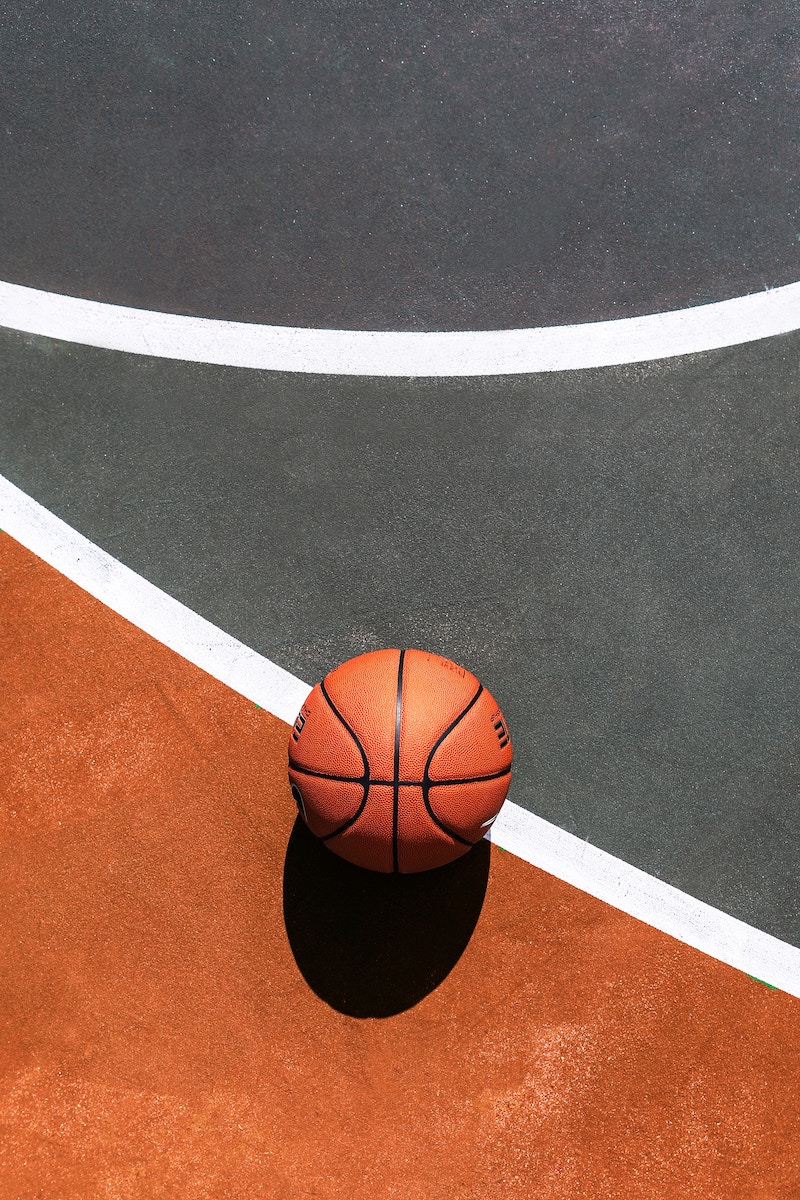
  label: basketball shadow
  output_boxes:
[282,818,491,1018]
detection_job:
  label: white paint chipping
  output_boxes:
[1,279,799,376]
[1,473,798,996]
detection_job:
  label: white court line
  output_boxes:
[1,279,799,376]
[2,473,799,995]
[0,475,310,727]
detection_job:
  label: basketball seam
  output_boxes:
[315,679,371,842]
[392,649,406,873]
[288,762,512,788]
[421,683,488,846]
[424,765,512,788]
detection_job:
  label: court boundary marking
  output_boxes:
[1,279,800,376]
[2,473,798,996]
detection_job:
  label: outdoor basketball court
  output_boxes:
[1,3,798,1196]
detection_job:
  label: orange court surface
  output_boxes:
[2,531,799,1199]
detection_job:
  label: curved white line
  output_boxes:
[1,279,799,376]
[2,473,798,993]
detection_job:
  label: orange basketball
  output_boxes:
[287,648,512,873]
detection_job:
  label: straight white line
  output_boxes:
[1,279,800,376]
[2,473,798,996]
[487,806,800,997]
[0,475,311,726]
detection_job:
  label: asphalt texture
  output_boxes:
[1,324,798,944]
[2,1,800,329]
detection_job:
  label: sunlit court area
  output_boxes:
[1,3,799,1196]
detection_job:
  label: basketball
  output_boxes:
[287,648,512,873]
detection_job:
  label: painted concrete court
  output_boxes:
[1,535,798,1198]
[2,323,797,944]
[1,2,799,1196]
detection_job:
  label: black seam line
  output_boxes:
[425,814,472,846]
[423,766,511,787]
[392,649,405,873]
[317,679,370,842]
[288,762,511,788]
[288,763,367,784]
[421,683,484,846]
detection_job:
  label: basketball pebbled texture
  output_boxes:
[287,648,512,873]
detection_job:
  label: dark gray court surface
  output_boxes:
[2,2,800,329]
[2,3,798,944]
[1,326,798,943]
